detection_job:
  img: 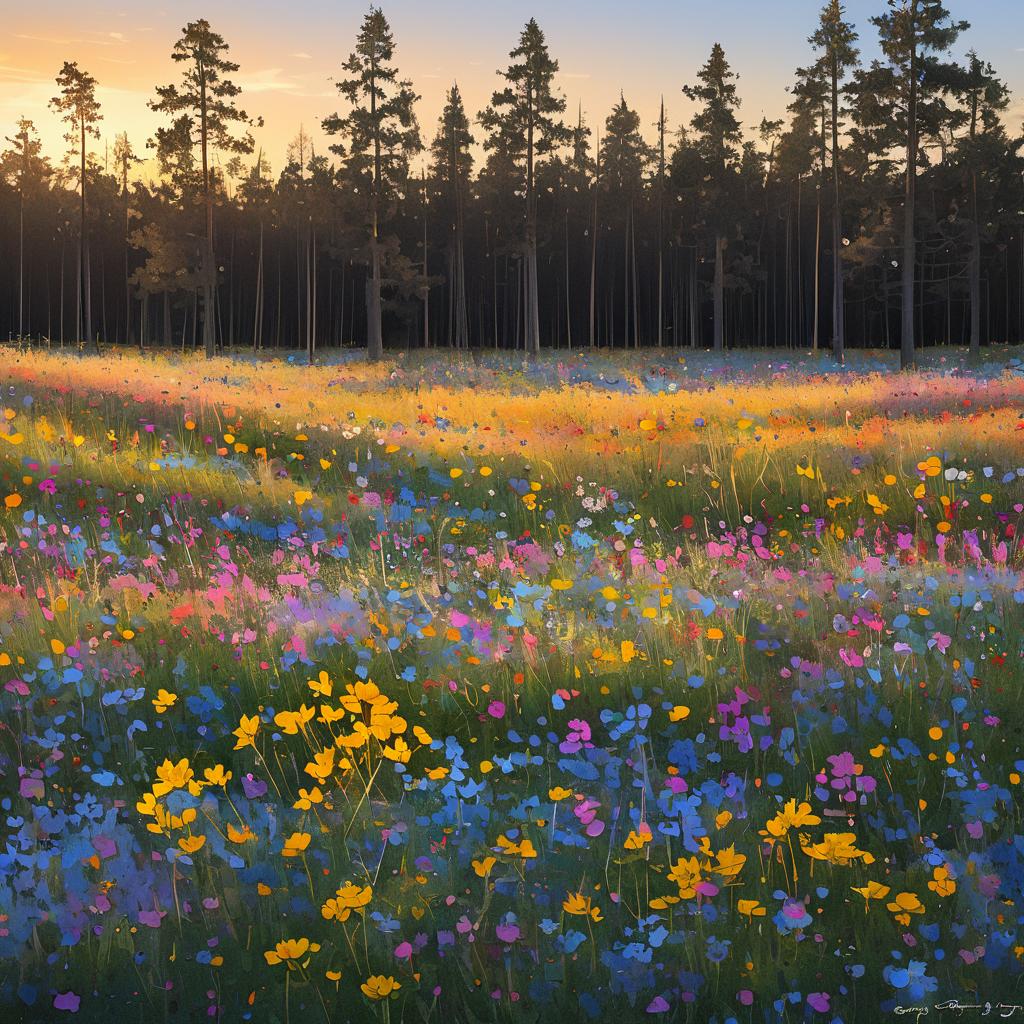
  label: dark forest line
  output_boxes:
[1,1,1022,365]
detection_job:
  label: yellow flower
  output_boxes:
[308,670,333,697]
[927,865,956,898]
[361,975,401,1000]
[760,799,821,841]
[178,834,206,855]
[264,938,320,968]
[153,689,177,714]
[496,834,537,859]
[136,791,158,817]
[203,764,232,787]
[624,824,653,850]
[851,881,891,909]
[339,680,388,715]
[153,758,193,797]
[472,856,497,877]
[710,844,746,880]
[293,787,324,810]
[669,705,690,722]
[282,831,312,858]
[233,714,260,750]
[737,899,767,919]
[667,855,705,899]
[383,737,411,763]
[800,832,869,866]
[304,747,335,784]
[227,822,256,844]
[274,704,315,735]
[886,891,925,925]
[548,787,573,801]
[562,892,603,922]
[321,882,373,922]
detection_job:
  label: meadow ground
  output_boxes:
[2,345,1024,1022]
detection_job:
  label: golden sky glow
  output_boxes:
[2,1,1022,180]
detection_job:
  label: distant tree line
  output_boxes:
[1,1,1022,365]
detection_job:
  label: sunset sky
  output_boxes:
[2,1,1022,179]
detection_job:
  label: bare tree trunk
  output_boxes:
[564,209,572,349]
[199,62,215,359]
[830,51,845,363]
[813,108,824,354]
[713,235,725,350]
[901,0,919,369]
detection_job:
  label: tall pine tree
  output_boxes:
[151,20,258,358]
[50,63,101,348]
[480,19,569,356]
[683,44,742,351]
[324,8,420,361]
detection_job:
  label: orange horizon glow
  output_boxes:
[2,1,1022,183]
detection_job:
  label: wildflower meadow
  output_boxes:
[2,347,1024,1022]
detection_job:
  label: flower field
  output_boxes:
[2,347,1024,1022]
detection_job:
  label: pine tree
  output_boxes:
[150,20,258,358]
[2,118,49,341]
[601,95,653,347]
[951,53,1011,356]
[683,43,742,351]
[480,19,569,356]
[430,84,474,349]
[323,7,420,362]
[808,0,858,363]
[112,133,141,347]
[854,0,967,368]
[50,62,101,348]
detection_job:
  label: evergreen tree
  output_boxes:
[480,19,570,356]
[853,0,967,367]
[601,95,653,347]
[949,52,1012,355]
[683,43,742,350]
[50,62,101,348]
[809,0,859,362]
[112,133,141,347]
[150,20,258,358]
[2,118,50,340]
[323,7,421,361]
[430,84,474,349]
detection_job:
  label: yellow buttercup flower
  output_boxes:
[361,975,401,1000]
[264,938,320,968]
[851,881,891,910]
[281,831,312,857]
[308,670,333,697]
[800,832,869,866]
[152,689,177,713]
[274,704,315,735]
[233,714,260,750]
[562,891,603,922]
[203,764,232,787]
[760,798,821,841]
[153,758,193,797]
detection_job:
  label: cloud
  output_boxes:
[15,32,126,47]
[290,52,313,61]
[236,68,302,94]
[0,64,50,84]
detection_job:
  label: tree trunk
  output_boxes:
[830,51,845,363]
[900,0,919,369]
[199,60,216,359]
[713,234,725,350]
